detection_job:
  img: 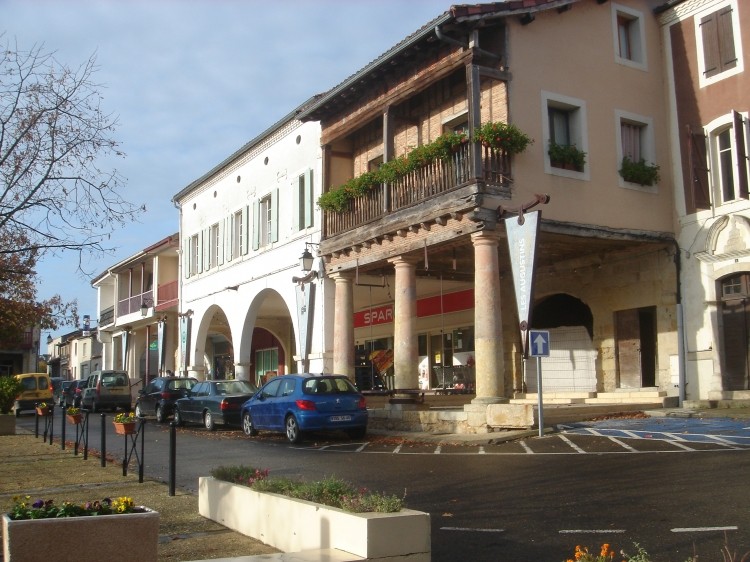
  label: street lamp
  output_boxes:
[140,301,149,317]
[299,242,319,272]
[46,334,52,345]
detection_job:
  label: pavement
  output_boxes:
[4,404,750,562]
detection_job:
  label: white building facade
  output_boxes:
[173,103,328,384]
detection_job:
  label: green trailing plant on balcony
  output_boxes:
[317,130,474,213]
[475,121,533,154]
[318,131,468,212]
[548,140,586,171]
[619,156,660,186]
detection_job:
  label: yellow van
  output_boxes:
[14,373,53,416]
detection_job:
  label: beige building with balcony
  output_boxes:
[92,234,180,389]
[298,0,679,427]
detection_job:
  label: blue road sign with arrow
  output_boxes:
[529,330,550,357]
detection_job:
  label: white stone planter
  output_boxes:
[199,476,430,561]
[2,508,159,562]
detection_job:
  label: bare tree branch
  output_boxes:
[0,37,142,264]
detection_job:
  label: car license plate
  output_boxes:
[330,415,351,422]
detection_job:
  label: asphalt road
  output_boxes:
[16,412,750,562]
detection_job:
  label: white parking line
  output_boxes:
[559,529,626,534]
[393,444,403,454]
[558,434,586,453]
[607,436,638,452]
[520,440,534,454]
[434,445,442,454]
[671,526,738,533]
[441,526,504,533]
[665,439,695,451]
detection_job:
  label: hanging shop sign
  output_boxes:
[505,209,541,357]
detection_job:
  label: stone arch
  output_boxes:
[236,288,296,385]
[526,293,596,392]
[191,304,233,380]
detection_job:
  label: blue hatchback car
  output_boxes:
[240,374,368,443]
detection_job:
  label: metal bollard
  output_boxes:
[100,413,107,468]
[169,422,176,496]
[139,418,145,483]
[60,405,66,450]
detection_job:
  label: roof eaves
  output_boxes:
[297,10,454,121]
[172,95,322,204]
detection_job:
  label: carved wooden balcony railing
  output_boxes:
[323,144,511,238]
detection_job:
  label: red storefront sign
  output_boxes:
[354,289,474,328]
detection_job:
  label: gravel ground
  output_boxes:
[0,433,279,561]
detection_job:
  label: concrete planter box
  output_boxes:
[2,509,159,562]
[199,476,430,561]
[0,414,15,436]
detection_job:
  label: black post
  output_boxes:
[169,421,176,496]
[122,428,128,476]
[83,411,89,460]
[34,407,39,438]
[138,418,145,483]
[100,413,106,468]
[60,406,66,450]
[47,407,53,445]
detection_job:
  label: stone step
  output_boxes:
[597,390,667,399]
[585,397,667,404]
[187,548,365,562]
[510,393,588,404]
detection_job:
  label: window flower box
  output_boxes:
[619,156,660,186]
[548,141,586,172]
[199,476,431,560]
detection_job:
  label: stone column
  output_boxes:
[471,230,506,404]
[331,272,354,379]
[388,256,419,391]
[233,362,251,382]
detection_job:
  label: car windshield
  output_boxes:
[216,381,255,395]
[167,379,196,391]
[303,377,358,395]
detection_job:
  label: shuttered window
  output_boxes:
[700,6,737,79]
[686,125,711,212]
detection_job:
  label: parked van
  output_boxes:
[80,370,132,412]
[14,373,53,416]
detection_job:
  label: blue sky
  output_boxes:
[1,0,452,338]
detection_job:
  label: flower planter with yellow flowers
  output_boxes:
[3,497,158,562]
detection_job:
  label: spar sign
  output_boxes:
[505,209,541,357]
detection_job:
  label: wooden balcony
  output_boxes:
[323,144,511,239]
[99,306,115,327]
[156,280,178,311]
[117,289,154,317]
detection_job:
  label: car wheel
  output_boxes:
[156,405,166,424]
[285,415,302,444]
[203,411,215,431]
[242,412,258,436]
[174,408,184,427]
[348,427,367,440]
[135,403,144,418]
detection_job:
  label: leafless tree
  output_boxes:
[0,37,142,262]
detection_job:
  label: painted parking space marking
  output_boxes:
[559,529,626,534]
[558,434,586,453]
[607,436,638,452]
[520,440,534,454]
[671,526,738,533]
[441,527,504,533]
